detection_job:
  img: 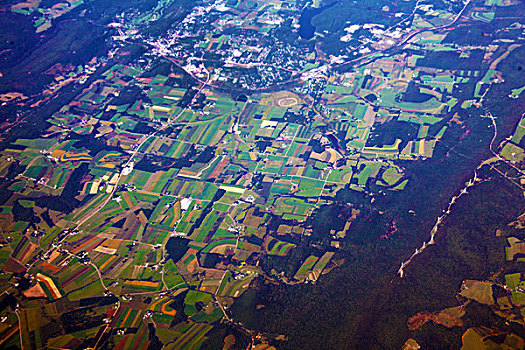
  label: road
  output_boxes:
[155,0,472,99]
[398,169,479,277]
[75,58,211,229]
[398,90,524,278]
[11,54,213,350]
[12,0,484,346]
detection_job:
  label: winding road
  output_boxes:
[398,99,525,278]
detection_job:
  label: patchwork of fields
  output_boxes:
[0,0,524,347]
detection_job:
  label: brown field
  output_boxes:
[40,261,59,273]
[199,284,218,294]
[100,238,122,250]
[18,242,39,265]
[11,0,40,10]
[402,339,421,350]
[124,280,160,288]
[50,150,66,158]
[253,345,276,350]
[310,149,341,163]
[148,296,168,311]
[0,92,28,102]
[98,163,115,169]
[161,301,177,315]
[407,303,467,330]
[241,208,264,227]
[210,244,236,255]
[36,273,62,299]
[460,280,495,305]
[99,255,117,270]
[4,257,26,273]
[50,150,92,163]
[46,250,61,264]
[70,236,102,254]
[186,258,198,273]
[23,283,47,298]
